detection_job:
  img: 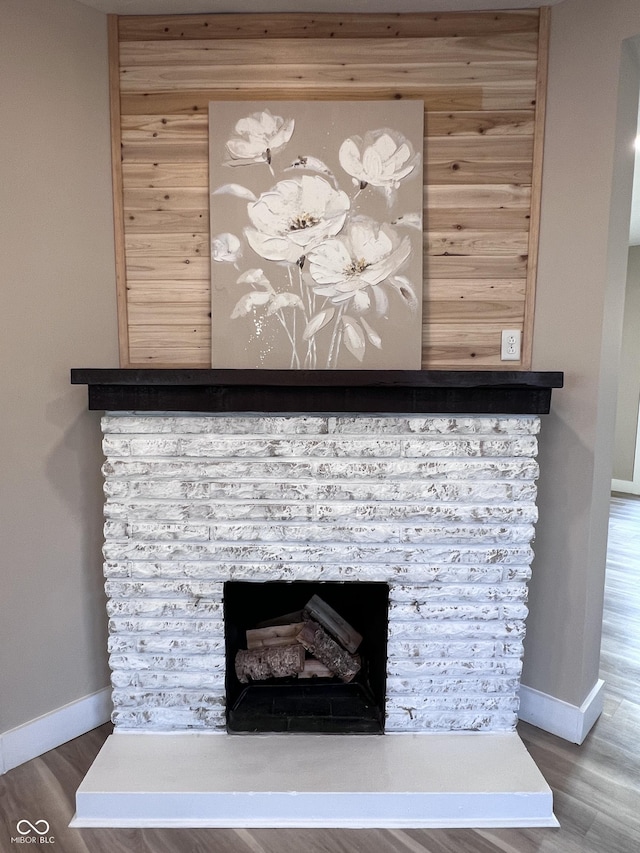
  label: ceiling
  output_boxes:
[73,0,639,246]
[74,0,562,14]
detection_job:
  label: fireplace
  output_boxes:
[224,581,389,734]
[70,369,562,828]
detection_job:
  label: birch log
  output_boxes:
[303,594,363,653]
[235,645,305,683]
[297,620,361,683]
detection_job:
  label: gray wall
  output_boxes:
[2,0,640,748]
[613,245,640,482]
[524,0,640,707]
[0,0,118,734]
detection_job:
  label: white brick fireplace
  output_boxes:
[70,368,562,829]
[102,412,537,734]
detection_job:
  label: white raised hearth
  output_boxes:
[70,369,562,828]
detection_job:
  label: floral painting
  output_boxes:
[208,100,423,370]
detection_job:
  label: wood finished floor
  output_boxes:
[1,494,639,853]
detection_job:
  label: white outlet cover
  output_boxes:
[501,330,522,361]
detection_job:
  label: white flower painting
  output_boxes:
[209,100,423,370]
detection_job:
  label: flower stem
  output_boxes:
[326,304,346,369]
[296,265,317,369]
[275,311,300,369]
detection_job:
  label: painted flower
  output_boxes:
[306,217,412,312]
[230,268,303,319]
[244,175,350,265]
[211,232,242,264]
[339,128,420,199]
[225,110,295,167]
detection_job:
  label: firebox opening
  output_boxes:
[223,581,389,734]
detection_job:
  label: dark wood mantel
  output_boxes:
[71,369,563,415]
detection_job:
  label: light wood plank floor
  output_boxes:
[1,494,639,853]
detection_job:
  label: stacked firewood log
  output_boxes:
[234,595,363,684]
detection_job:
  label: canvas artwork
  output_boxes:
[209,100,424,370]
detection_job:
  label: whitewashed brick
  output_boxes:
[112,561,523,585]
[389,584,528,602]
[126,522,212,541]
[103,415,331,435]
[176,436,402,459]
[103,457,539,483]
[111,708,226,730]
[386,676,521,695]
[387,565,505,584]
[387,659,523,677]
[385,711,518,732]
[313,458,539,481]
[399,523,535,544]
[503,566,533,582]
[104,500,317,522]
[108,636,224,655]
[104,521,127,539]
[389,640,522,659]
[103,414,541,438]
[102,540,534,564]
[388,602,529,621]
[205,522,401,544]
[106,599,223,618]
[129,437,183,456]
[386,694,520,713]
[100,412,540,735]
[103,436,131,456]
[111,671,225,690]
[103,562,130,578]
[109,653,225,672]
[315,481,537,503]
[329,416,540,436]
[388,621,526,640]
[108,618,224,636]
[401,437,538,458]
[112,690,225,709]
[315,503,538,524]
[105,580,223,599]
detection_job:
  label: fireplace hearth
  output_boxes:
[70,369,562,828]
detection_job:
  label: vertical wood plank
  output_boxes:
[521,5,550,369]
[108,15,130,368]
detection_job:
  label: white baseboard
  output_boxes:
[0,687,112,774]
[518,679,605,744]
[612,478,640,495]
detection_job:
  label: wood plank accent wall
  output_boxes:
[110,9,549,369]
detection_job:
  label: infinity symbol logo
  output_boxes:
[16,820,50,836]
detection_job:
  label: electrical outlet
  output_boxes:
[501,329,522,361]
